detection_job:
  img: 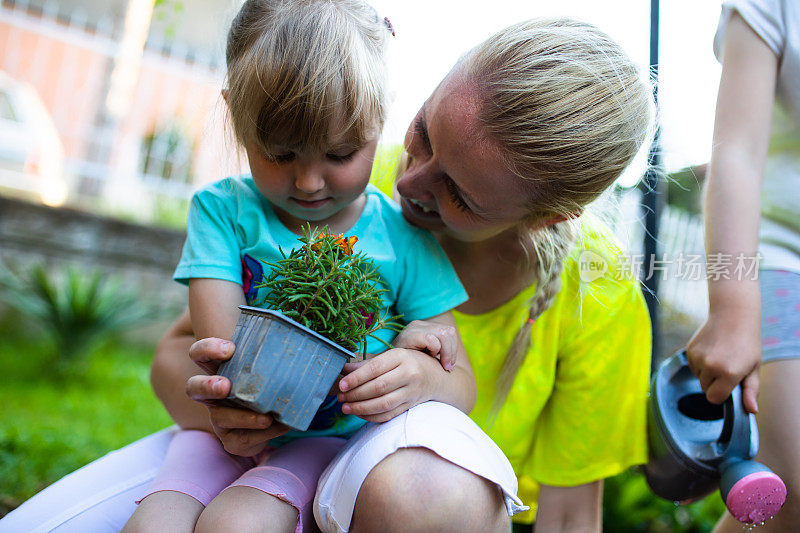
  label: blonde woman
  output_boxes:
[0,17,653,533]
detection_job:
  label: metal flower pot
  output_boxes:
[218,306,352,431]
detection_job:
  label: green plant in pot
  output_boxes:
[218,227,401,431]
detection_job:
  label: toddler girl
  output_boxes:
[122,1,485,532]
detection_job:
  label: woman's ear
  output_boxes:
[536,209,582,229]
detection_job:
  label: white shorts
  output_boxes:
[314,401,528,533]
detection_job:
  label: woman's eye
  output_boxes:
[413,115,430,150]
[445,177,470,213]
[326,151,356,163]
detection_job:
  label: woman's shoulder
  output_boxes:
[557,218,646,316]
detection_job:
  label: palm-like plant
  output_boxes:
[0,262,161,367]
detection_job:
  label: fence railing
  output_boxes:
[613,188,709,323]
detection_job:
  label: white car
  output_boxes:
[0,71,66,206]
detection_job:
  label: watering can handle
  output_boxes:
[675,350,753,460]
[719,386,753,459]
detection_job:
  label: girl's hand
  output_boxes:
[391,320,459,372]
[337,348,444,423]
[686,311,761,414]
[185,373,290,456]
[186,336,289,456]
[188,336,236,375]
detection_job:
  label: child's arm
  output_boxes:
[188,278,245,341]
[185,279,292,455]
[336,311,476,422]
[686,12,779,414]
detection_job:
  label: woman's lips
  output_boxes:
[401,196,441,220]
[292,197,331,209]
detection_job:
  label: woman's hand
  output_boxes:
[186,337,290,456]
[391,320,459,372]
[687,306,761,414]
[337,348,445,423]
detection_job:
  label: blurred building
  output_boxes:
[0,0,241,222]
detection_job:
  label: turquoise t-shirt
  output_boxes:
[174,176,468,443]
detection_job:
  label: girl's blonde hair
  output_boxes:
[225,0,391,156]
[463,19,653,417]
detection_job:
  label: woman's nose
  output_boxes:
[396,157,434,201]
[294,166,325,195]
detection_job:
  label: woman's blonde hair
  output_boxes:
[225,0,391,157]
[463,19,653,417]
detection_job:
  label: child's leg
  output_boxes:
[196,437,346,533]
[714,270,800,532]
[713,360,800,532]
[122,429,253,533]
[121,490,204,533]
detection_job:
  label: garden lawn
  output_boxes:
[0,333,172,517]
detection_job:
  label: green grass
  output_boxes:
[369,144,404,197]
[0,326,172,516]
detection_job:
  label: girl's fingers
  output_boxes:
[215,428,276,457]
[189,338,235,374]
[207,404,274,430]
[342,359,370,375]
[339,353,401,392]
[358,403,413,423]
[705,378,735,405]
[186,374,230,401]
[337,367,404,403]
[341,389,409,417]
[741,369,760,414]
[437,332,457,372]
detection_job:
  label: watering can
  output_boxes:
[644,350,786,524]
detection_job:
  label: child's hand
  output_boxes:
[337,348,446,422]
[391,320,459,372]
[686,311,761,414]
[189,337,236,375]
[186,373,290,456]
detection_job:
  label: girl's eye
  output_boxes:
[326,151,356,163]
[269,152,295,164]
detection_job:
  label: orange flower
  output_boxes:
[336,235,358,256]
[310,233,358,256]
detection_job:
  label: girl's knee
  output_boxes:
[352,447,508,533]
[196,486,298,533]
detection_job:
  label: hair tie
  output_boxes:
[384,16,395,37]
[526,318,536,325]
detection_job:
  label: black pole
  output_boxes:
[641,0,664,373]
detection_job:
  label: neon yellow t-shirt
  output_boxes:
[455,223,651,523]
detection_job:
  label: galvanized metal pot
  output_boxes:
[218,306,352,431]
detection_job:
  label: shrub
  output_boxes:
[0,262,163,371]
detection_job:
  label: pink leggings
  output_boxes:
[140,430,346,533]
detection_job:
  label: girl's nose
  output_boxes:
[295,166,325,195]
